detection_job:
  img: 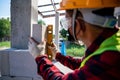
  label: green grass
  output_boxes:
[0,41,10,48]
[66,43,85,57]
[0,41,85,57]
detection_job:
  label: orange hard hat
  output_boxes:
[59,0,120,10]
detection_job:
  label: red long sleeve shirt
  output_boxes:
[35,28,120,80]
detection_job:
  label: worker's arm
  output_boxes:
[55,52,82,70]
[48,43,82,70]
[35,55,84,80]
[35,51,120,80]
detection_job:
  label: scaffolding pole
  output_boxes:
[55,12,60,48]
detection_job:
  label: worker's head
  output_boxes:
[59,0,120,42]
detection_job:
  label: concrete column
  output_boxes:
[11,0,38,49]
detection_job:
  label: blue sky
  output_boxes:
[0,0,10,18]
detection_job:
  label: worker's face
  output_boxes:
[60,10,74,41]
[60,9,85,42]
[65,10,85,41]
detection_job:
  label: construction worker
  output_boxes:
[28,0,120,80]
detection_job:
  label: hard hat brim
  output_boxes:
[58,0,120,10]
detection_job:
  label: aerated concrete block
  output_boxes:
[0,76,32,80]
[31,24,46,43]
[0,76,43,80]
[0,49,41,78]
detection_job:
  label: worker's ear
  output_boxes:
[76,18,86,32]
[75,19,84,38]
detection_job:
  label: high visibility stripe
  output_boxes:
[80,30,120,68]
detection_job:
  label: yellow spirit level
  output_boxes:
[46,25,53,60]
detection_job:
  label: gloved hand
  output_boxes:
[28,38,46,58]
[48,43,60,59]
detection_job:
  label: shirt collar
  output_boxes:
[85,28,119,57]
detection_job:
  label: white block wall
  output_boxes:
[0,76,32,80]
[0,49,43,80]
[0,24,47,80]
[0,49,74,80]
[0,76,42,80]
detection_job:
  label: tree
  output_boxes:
[38,19,46,25]
[0,18,11,41]
[59,28,68,39]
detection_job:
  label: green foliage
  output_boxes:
[66,42,85,57]
[59,28,68,38]
[0,18,11,39]
[38,19,46,25]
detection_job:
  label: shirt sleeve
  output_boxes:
[35,55,85,80]
[35,51,120,80]
[55,53,82,70]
